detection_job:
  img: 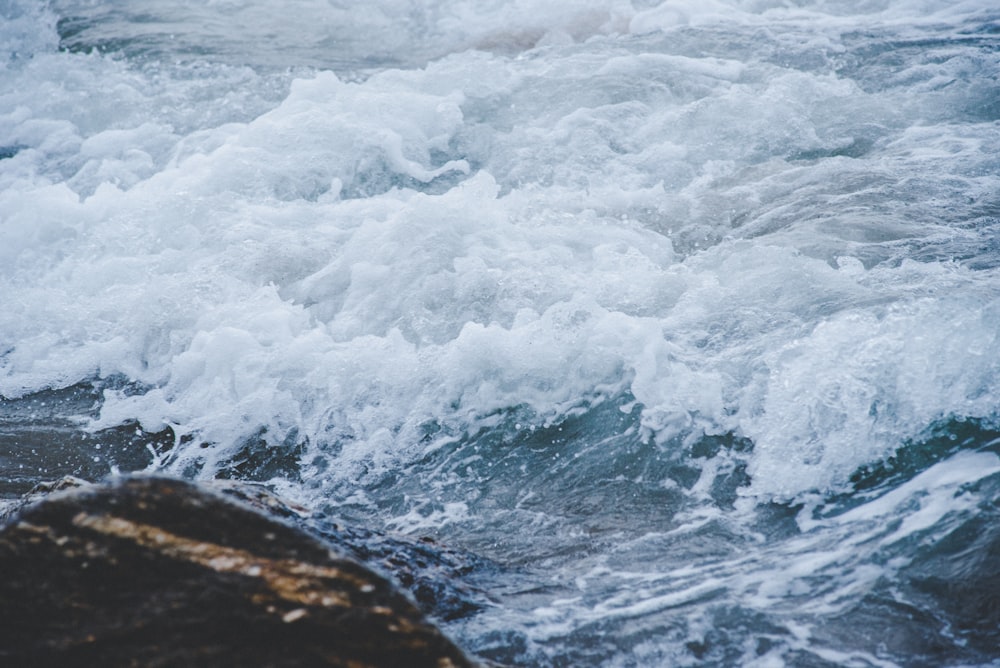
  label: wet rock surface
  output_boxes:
[0,476,484,667]
[213,481,497,623]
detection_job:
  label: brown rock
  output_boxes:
[0,476,478,667]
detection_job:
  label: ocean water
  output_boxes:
[2,0,1000,664]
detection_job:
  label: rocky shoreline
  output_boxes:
[0,475,494,667]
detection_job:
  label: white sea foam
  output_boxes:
[5,2,1000,664]
[2,0,999,506]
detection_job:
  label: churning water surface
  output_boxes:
[2,1,1000,665]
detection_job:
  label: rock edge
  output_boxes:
[0,475,481,667]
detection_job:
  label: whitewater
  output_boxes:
[2,0,1000,664]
